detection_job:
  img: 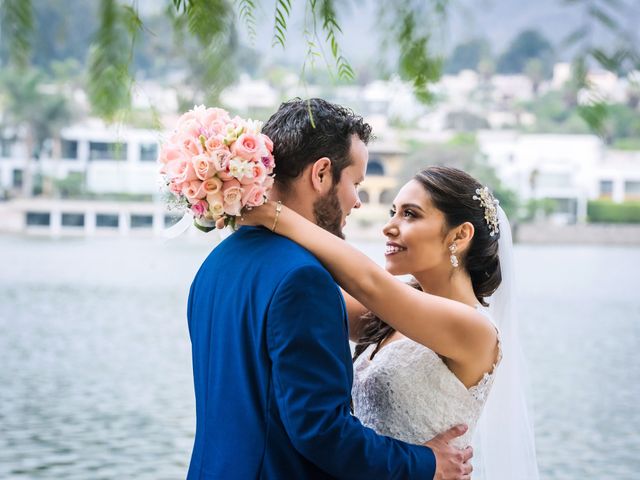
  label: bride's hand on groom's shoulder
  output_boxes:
[424,424,473,480]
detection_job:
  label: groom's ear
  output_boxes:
[310,157,333,194]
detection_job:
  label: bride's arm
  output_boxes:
[242,202,496,363]
[341,289,369,342]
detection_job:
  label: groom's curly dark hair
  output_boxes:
[262,98,372,190]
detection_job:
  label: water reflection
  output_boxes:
[1,236,639,478]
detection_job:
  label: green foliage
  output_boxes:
[87,0,142,121]
[236,0,257,42]
[182,0,231,45]
[54,172,86,198]
[612,138,640,151]
[374,0,447,102]
[605,104,640,141]
[497,29,554,75]
[0,66,72,196]
[0,67,72,146]
[167,0,237,105]
[447,132,478,147]
[524,58,545,93]
[273,0,291,49]
[299,0,354,84]
[2,0,638,138]
[445,38,492,74]
[320,0,353,80]
[587,200,640,223]
[524,91,640,143]
[562,0,640,133]
[0,0,33,68]
[396,11,442,102]
[520,198,557,222]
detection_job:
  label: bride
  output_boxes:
[236,165,538,479]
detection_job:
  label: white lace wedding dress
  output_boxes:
[352,307,501,450]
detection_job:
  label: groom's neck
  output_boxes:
[269,185,318,225]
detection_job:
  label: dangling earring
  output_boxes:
[449,243,459,268]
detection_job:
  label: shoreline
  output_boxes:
[346,222,640,246]
[2,198,640,245]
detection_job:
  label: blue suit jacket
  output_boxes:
[186,226,436,479]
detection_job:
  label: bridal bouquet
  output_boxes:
[159,105,275,232]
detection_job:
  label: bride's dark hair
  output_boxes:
[353,166,502,362]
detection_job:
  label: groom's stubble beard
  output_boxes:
[313,183,345,239]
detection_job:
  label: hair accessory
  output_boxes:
[271,201,283,233]
[473,187,500,237]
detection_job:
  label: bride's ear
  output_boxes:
[310,157,333,193]
[453,222,475,254]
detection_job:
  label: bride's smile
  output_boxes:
[383,180,455,279]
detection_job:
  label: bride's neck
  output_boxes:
[414,268,478,308]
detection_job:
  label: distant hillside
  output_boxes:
[238,0,632,66]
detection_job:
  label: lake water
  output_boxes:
[1,234,639,479]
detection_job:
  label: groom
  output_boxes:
[187,98,472,479]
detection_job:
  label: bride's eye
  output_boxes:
[389,209,396,218]
[403,209,416,218]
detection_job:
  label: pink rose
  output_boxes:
[222,179,244,216]
[262,175,275,190]
[261,154,275,171]
[176,117,202,140]
[210,149,231,171]
[176,110,199,129]
[196,177,223,197]
[179,135,203,156]
[190,199,207,218]
[202,108,231,126]
[231,133,259,160]
[182,180,206,203]
[205,135,225,154]
[167,159,198,184]
[206,192,225,219]
[224,198,242,217]
[239,160,267,185]
[218,163,234,181]
[192,155,215,181]
[261,134,274,153]
[159,145,183,165]
[210,120,229,136]
[242,185,267,207]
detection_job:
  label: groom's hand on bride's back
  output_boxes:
[424,424,473,480]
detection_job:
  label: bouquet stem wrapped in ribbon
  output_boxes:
[159,106,276,232]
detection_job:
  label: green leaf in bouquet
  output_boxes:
[193,219,215,233]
